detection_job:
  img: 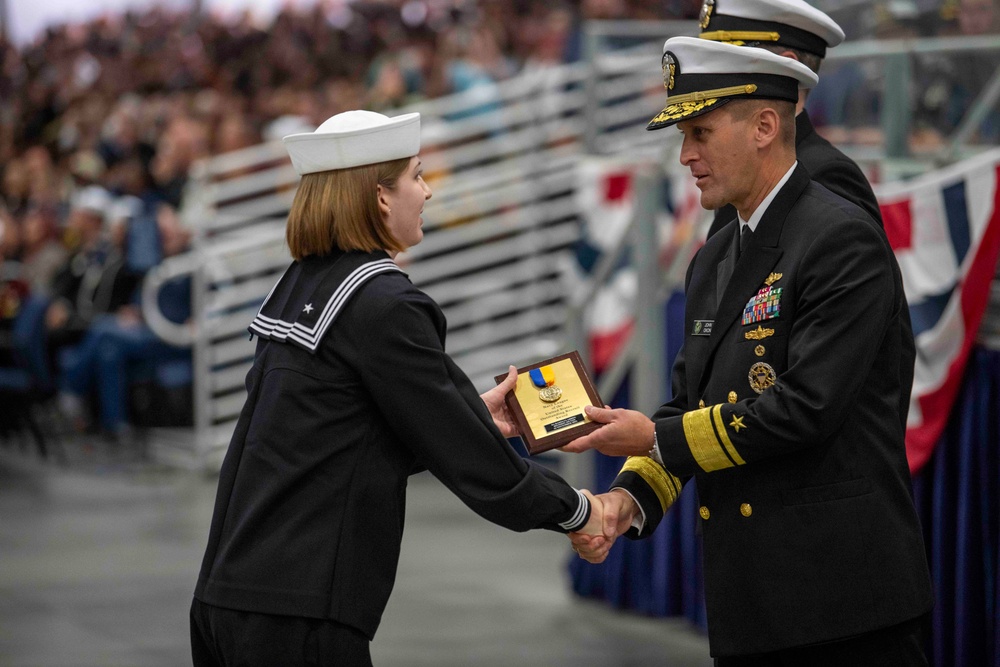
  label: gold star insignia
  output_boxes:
[729,415,746,432]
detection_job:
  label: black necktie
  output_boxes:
[737,224,753,260]
[717,223,745,307]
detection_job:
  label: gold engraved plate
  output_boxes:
[754,345,766,357]
[748,362,776,394]
[496,351,604,455]
[745,325,774,341]
[539,386,563,403]
[508,354,600,447]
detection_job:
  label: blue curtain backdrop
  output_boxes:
[569,292,1000,666]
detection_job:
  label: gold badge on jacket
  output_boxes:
[748,362,776,394]
[744,325,774,341]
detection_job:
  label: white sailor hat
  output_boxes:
[648,36,818,130]
[283,110,421,175]
[698,0,845,58]
[71,185,112,220]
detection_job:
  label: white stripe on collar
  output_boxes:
[249,258,402,351]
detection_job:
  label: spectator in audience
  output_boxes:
[1,159,32,220]
[914,0,1000,146]
[46,185,139,349]
[57,204,192,442]
[19,205,68,296]
[0,211,29,367]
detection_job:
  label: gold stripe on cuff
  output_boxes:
[620,457,680,513]
[711,406,746,466]
[682,407,735,472]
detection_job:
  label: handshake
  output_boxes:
[570,489,641,563]
[484,366,652,563]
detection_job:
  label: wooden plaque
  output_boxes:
[493,351,604,455]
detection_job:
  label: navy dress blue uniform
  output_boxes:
[697,0,917,447]
[612,165,933,657]
[192,250,590,663]
[710,110,917,436]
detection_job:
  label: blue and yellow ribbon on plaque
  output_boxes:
[530,366,563,403]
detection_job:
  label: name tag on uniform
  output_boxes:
[692,320,714,336]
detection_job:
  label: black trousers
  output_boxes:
[714,617,928,667]
[190,598,372,667]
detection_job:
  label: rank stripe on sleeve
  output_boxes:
[620,456,682,513]
[711,405,745,466]
[682,405,746,472]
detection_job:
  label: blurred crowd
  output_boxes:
[0,0,702,444]
[809,0,1000,149]
[0,0,996,444]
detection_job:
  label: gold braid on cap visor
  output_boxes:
[700,30,781,43]
[651,83,758,124]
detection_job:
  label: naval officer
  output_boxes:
[699,0,882,235]
[697,0,917,439]
[564,37,933,664]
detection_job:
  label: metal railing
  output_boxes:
[146,21,999,469]
[153,27,694,469]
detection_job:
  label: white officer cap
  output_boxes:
[282,110,421,175]
[649,36,818,130]
[699,0,845,57]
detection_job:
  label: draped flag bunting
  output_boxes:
[577,158,706,374]
[580,149,1000,474]
[876,147,1000,473]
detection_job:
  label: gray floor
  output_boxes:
[0,440,712,666]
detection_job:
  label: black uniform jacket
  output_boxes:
[711,110,916,438]
[708,110,882,238]
[195,250,589,639]
[613,166,933,656]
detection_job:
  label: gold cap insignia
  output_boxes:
[748,362,777,394]
[662,51,677,91]
[744,325,774,341]
[699,0,715,30]
[764,272,783,286]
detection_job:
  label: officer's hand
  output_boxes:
[560,406,655,457]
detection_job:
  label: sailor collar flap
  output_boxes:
[249,251,404,353]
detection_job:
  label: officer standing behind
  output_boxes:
[564,38,933,664]
[700,0,882,235]
[190,111,606,667]
[698,0,917,435]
